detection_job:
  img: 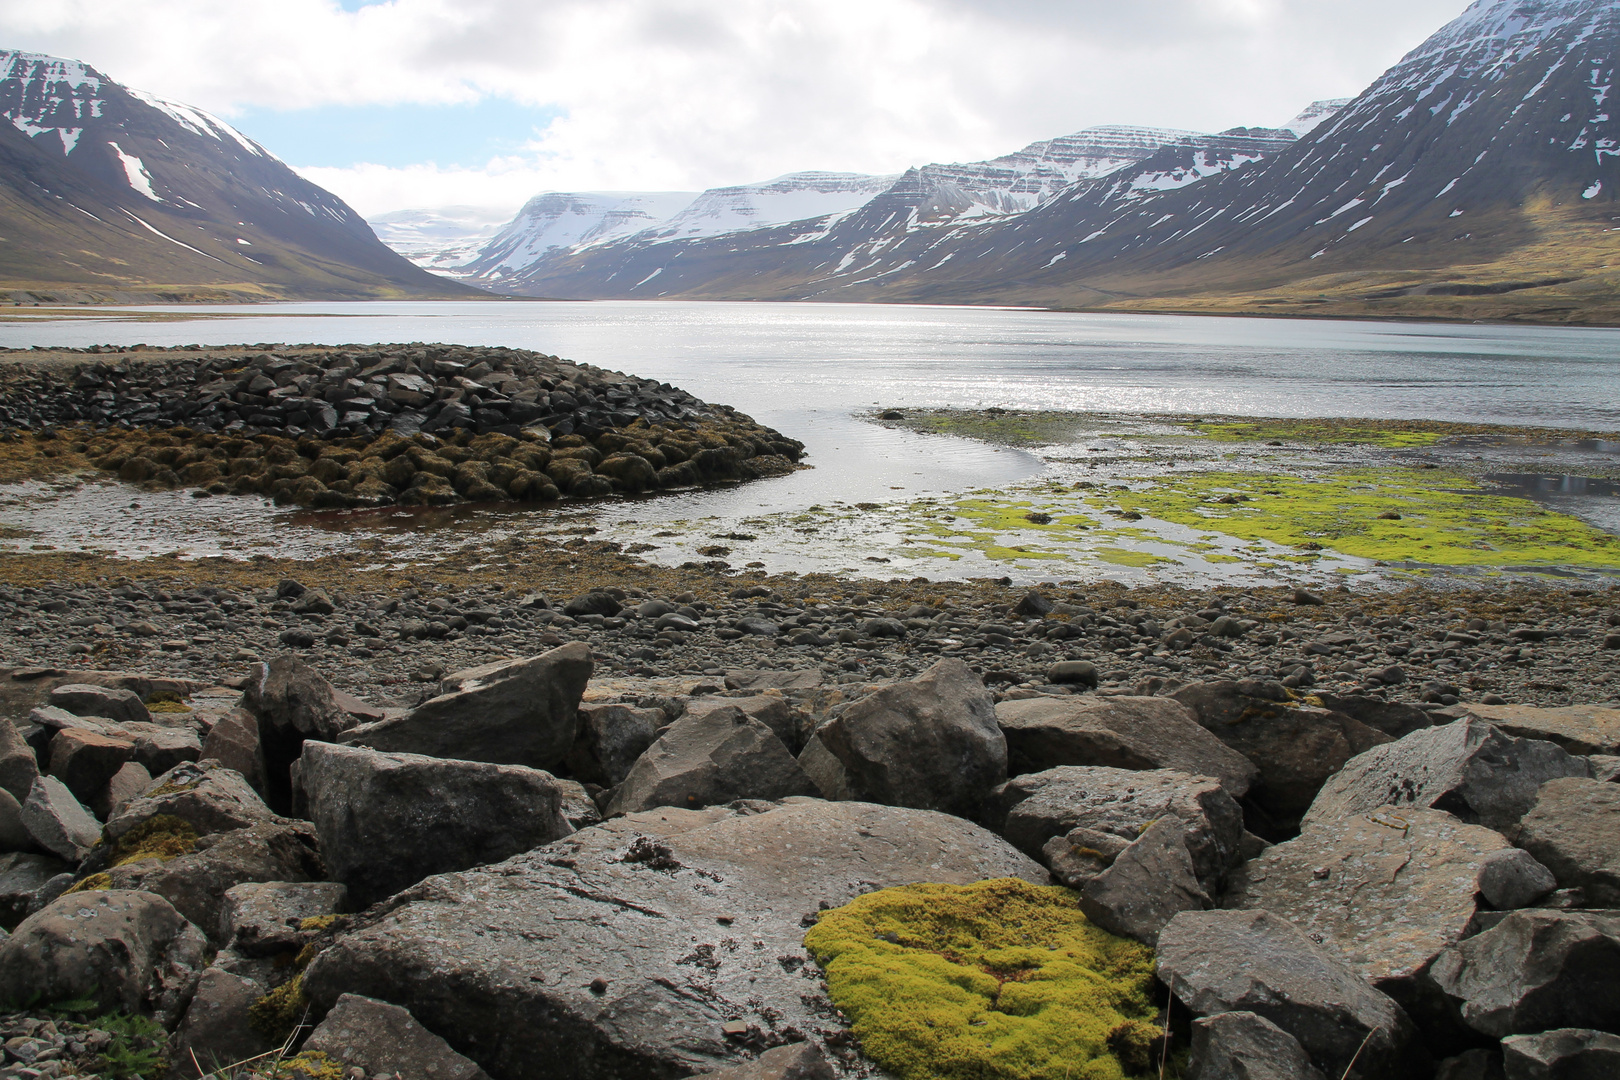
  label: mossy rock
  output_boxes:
[804,878,1169,1080]
[110,815,199,867]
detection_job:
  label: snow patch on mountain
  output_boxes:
[467,191,699,280]
[1281,99,1353,136]
[636,172,899,242]
[125,88,266,156]
[107,141,161,201]
[1,50,105,155]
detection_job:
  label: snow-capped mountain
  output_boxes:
[0,50,474,300]
[461,124,1232,295]
[459,175,898,292]
[472,123,1306,299]
[367,206,513,276]
[467,0,1616,322]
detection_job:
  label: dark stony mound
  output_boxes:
[0,344,805,508]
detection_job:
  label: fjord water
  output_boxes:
[6,301,1619,512]
[3,302,1620,569]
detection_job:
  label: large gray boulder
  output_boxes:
[198,707,268,797]
[1302,719,1590,833]
[1077,815,1210,946]
[298,741,574,907]
[243,654,354,814]
[48,683,151,727]
[995,694,1257,796]
[1225,806,1514,1018]
[0,788,31,853]
[796,659,1006,818]
[338,644,592,772]
[120,722,203,776]
[1429,910,1620,1039]
[104,761,277,842]
[565,702,663,787]
[1463,703,1620,757]
[0,889,207,1026]
[20,776,100,862]
[104,820,324,942]
[302,798,1046,1080]
[1157,909,1422,1080]
[604,707,817,817]
[684,694,811,756]
[1514,777,1620,906]
[1501,1029,1620,1079]
[305,993,490,1080]
[0,717,39,803]
[1312,692,1435,740]
[987,766,1244,895]
[1187,1011,1327,1080]
[47,727,135,805]
[1172,681,1390,833]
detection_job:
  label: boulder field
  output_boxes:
[0,344,806,509]
[0,625,1617,1079]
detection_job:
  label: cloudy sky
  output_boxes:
[2,0,1476,218]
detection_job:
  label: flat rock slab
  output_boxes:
[1302,719,1590,833]
[1514,777,1620,906]
[1463,703,1620,756]
[1225,806,1510,1008]
[995,695,1257,797]
[302,797,1046,1080]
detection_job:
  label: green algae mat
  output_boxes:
[805,878,1172,1080]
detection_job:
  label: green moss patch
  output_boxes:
[1113,470,1620,569]
[804,878,1165,1080]
[109,815,199,867]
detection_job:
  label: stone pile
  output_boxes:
[0,631,1616,1079]
[0,344,805,508]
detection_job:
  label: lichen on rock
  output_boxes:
[804,877,1166,1080]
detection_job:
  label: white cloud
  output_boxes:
[0,0,1476,215]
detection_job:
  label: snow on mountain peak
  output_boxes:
[1,50,106,154]
[1281,99,1353,137]
[125,88,267,157]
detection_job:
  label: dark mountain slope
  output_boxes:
[0,51,481,301]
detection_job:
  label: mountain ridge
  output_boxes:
[0,49,481,302]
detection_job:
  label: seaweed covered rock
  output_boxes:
[11,344,806,509]
[804,878,1161,1080]
[301,798,1045,1080]
[103,762,277,843]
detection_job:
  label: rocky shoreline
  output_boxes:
[0,566,1615,1078]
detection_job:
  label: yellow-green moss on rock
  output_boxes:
[804,878,1164,1080]
[109,815,199,867]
